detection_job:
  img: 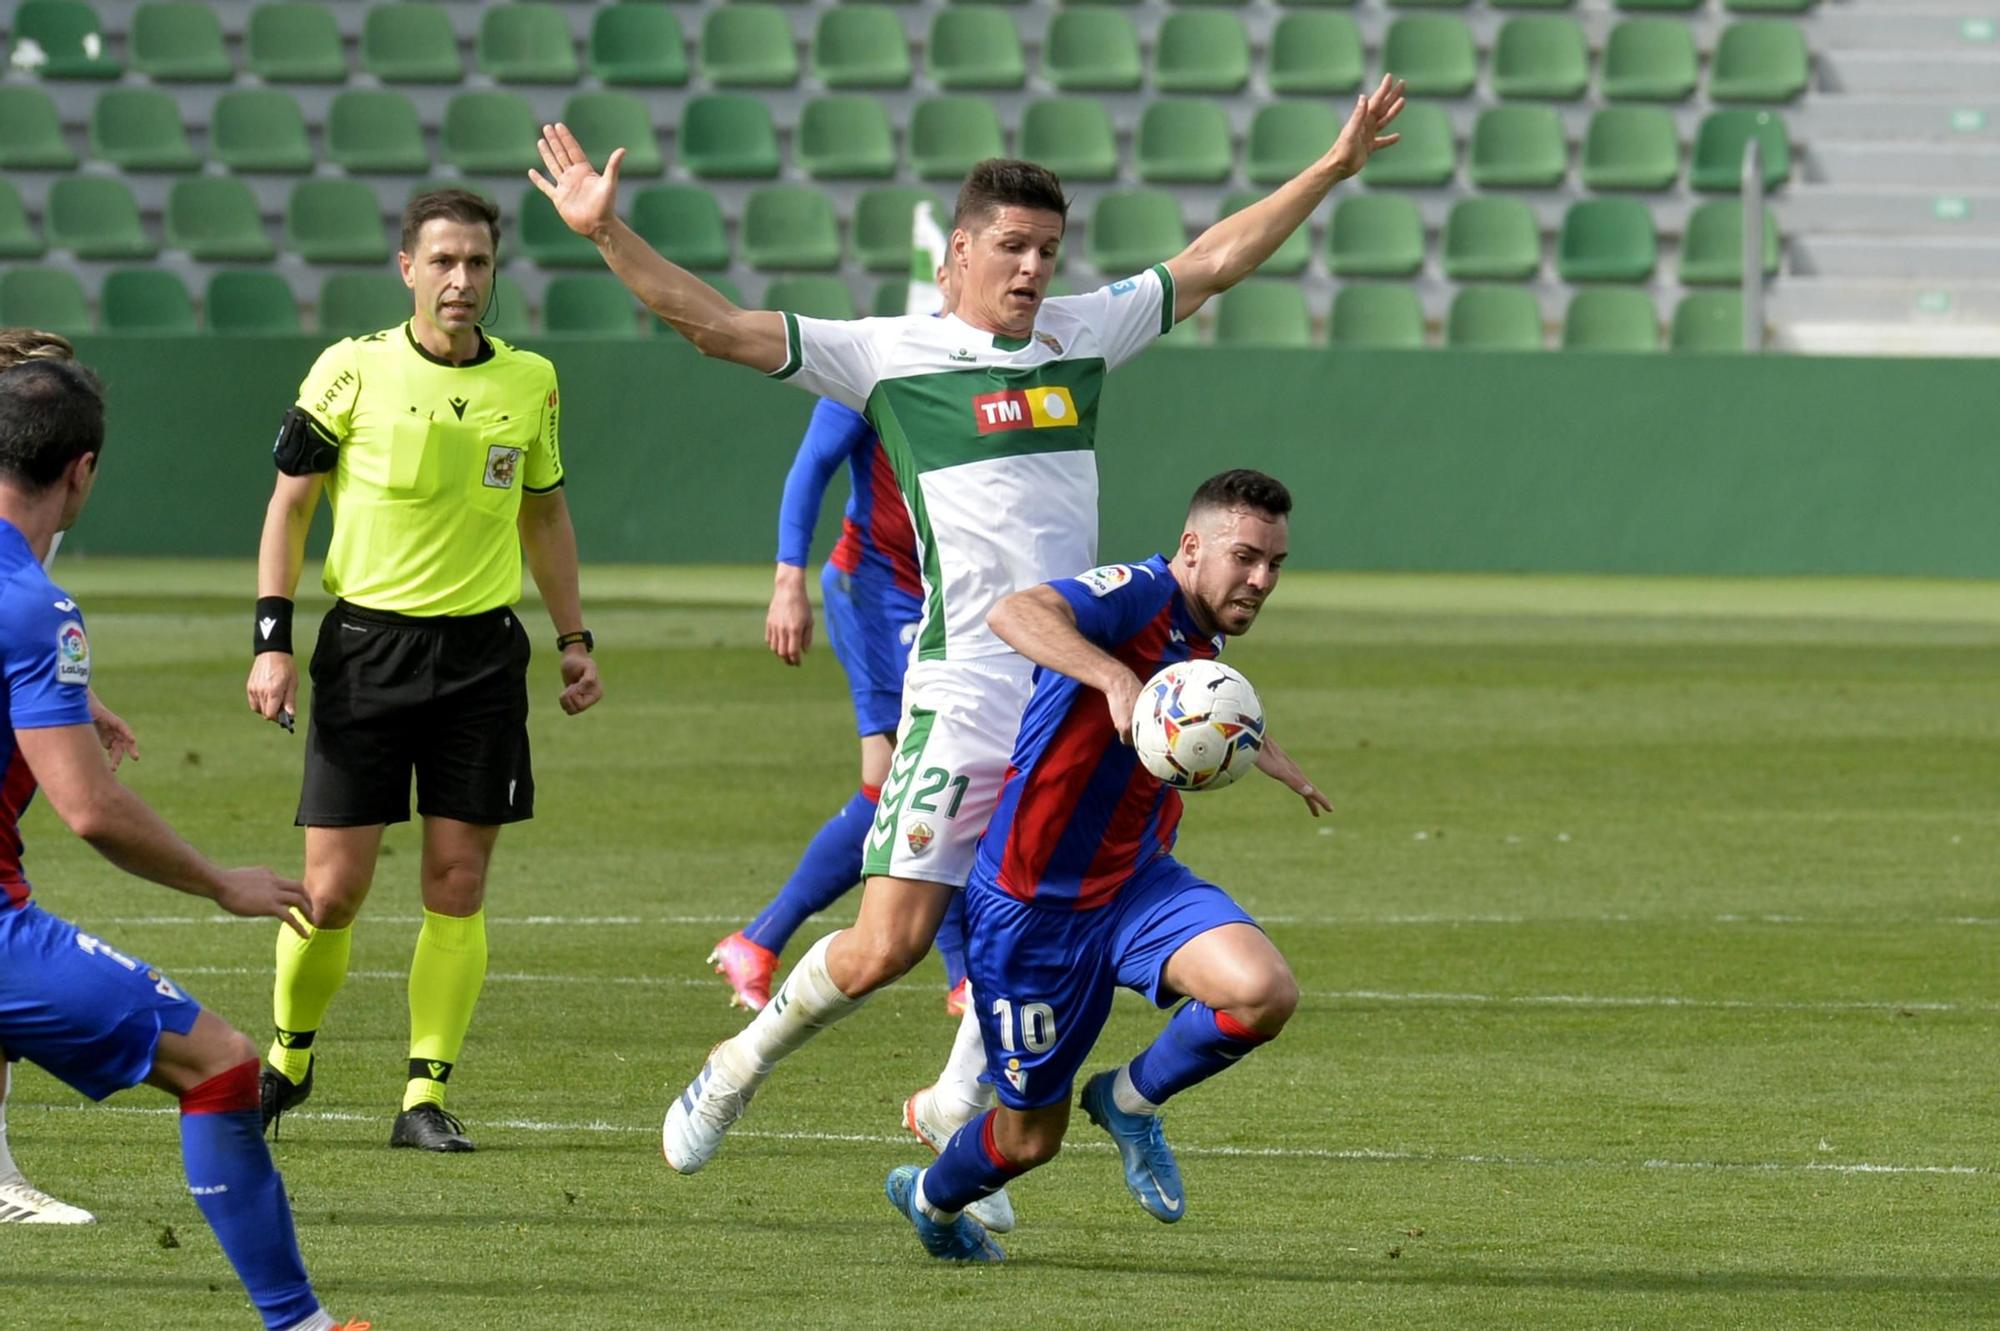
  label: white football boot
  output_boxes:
[902,1085,1016,1233]
[0,1172,94,1224]
[661,1042,762,1174]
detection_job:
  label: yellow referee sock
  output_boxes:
[403,908,488,1111]
[269,914,352,1085]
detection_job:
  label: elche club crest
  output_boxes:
[905,821,935,855]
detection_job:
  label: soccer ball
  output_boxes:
[1131,660,1265,792]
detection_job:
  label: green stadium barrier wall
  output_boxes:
[64,336,2000,577]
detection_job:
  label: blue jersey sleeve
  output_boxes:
[2,579,94,731]
[1050,562,1168,649]
[776,398,874,567]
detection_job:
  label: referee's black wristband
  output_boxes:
[254,597,295,655]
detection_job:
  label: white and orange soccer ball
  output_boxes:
[1131,660,1265,792]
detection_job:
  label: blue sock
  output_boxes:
[743,787,876,953]
[1126,1001,1273,1106]
[935,891,969,990]
[918,1109,1026,1214]
[179,1061,320,1330]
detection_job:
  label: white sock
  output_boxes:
[280,1310,334,1331]
[930,995,992,1126]
[734,933,864,1074]
[913,1168,959,1224]
[0,1063,17,1180]
[1111,1063,1159,1117]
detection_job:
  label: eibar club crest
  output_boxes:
[905,821,935,855]
[483,445,521,489]
[1003,1058,1027,1094]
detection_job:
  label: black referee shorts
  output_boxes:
[298,601,534,828]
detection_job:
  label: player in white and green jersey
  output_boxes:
[530,75,1406,1191]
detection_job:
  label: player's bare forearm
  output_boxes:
[1256,734,1332,816]
[520,489,585,637]
[988,586,1134,698]
[18,725,226,897]
[256,472,323,600]
[594,219,789,371]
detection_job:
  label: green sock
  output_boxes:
[269,914,352,1084]
[404,908,487,1111]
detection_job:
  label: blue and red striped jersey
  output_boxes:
[776,398,922,598]
[975,554,1225,910]
[0,519,95,909]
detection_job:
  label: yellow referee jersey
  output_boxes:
[295,323,563,617]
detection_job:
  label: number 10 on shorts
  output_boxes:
[991,998,1057,1054]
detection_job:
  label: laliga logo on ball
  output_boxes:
[1131,660,1265,792]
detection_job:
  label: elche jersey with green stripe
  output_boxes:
[770,264,1176,663]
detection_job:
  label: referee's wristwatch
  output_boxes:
[556,629,594,654]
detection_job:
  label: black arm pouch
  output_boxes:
[272,406,340,476]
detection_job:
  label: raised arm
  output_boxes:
[988,585,1145,741]
[531,123,790,371]
[1165,76,1406,324]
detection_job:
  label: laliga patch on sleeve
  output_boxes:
[1074,564,1133,598]
[56,620,90,686]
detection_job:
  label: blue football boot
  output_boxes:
[1079,1070,1187,1223]
[884,1165,1006,1262]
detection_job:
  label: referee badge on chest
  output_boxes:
[483,445,522,489]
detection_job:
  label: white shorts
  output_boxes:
[862,655,1036,888]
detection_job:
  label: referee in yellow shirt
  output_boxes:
[245,188,603,1152]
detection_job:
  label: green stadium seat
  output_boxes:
[1691,109,1792,191]
[1387,0,1469,7]
[319,273,412,336]
[701,6,800,88]
[1383,16,1476,97]
[1679,201,1781,284]
[49,177,155,259]
[1602,19,1697,101]
[1277,0,1356,8]
[246,3,347,83]
[1671,291,1744,352]
[1557,198,1655,281]
[328,90,430,173]
[1469,106,1567,188]
[1447,286,1542,350]
[1218,190,1309,276]
[478,4,580,84]
[286,180,389,263]
[1328,194,1423,277]
[9,1,121,79]
[543,275,640,335]
[1329,284,1425,348]
[1044,9,1143,92]
[1213,281,1311,347]
[743,186,842,271]
[481,274,533,342]
[1442,198,1541,281]
[813,7,912,88]
[1087,190,1186,275]
[1136,102,1233,184]
[1562,288,1659,351]
[0,88,79,169]
[132,3,232,81]
[855,187,947,272]
[1725,0,1816,10]
[0,268,91,335]
[1581,107,1679,190]
[213,90,314,173]
[166,177,276,261]
[1154,12,1249,94]
[1492,16,1588,100]
[562,92,667,177]
[762,276,857,320]
[361,4,464,84]
[1020,99,1117,182]
[1618,0,1700,8]
[518,188,602,268]
[0,182,44,260]
[1358,102,1455,187]
[799,97,897,179]
[873,280,914,318]
[90,89,200,172]
[1247,102,1343,185]
[444,92,542,175]
[1268,13,1363,95]
[205,271,302,334]
[927,9,1025,90]
[680,95,782,179]
[909,98,1006,179]
[632,185,731,271]
[101,269,196,334]
[587,4,688,86]
[1494,0,1576,8]
[1710,21,1810,102]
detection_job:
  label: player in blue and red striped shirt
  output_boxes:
[884,469,1330,1261]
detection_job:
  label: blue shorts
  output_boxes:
[0,902,203,1101]
[963,854,1257,1111]
[820,561,920,739]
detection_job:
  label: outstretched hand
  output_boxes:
[1325,74,1408,181]
[1256,736,1332,818]
[529,122,626,240]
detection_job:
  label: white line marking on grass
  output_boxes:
[88,914,798,928]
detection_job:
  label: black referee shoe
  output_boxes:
[390,1104,475,1153]
[260,1060,313,1140]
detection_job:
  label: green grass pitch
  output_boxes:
[4,562,1999,1328]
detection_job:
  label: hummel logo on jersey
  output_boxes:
[448,396,469,420]
[972,386,1078,435]
[948,348,977,363]
[259,617,278,641]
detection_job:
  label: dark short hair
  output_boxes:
[0,359,105,491]
[0,328,75,370]
[1188,469,1292,522]
[401,187,501,256]
[953,159,1070,232]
